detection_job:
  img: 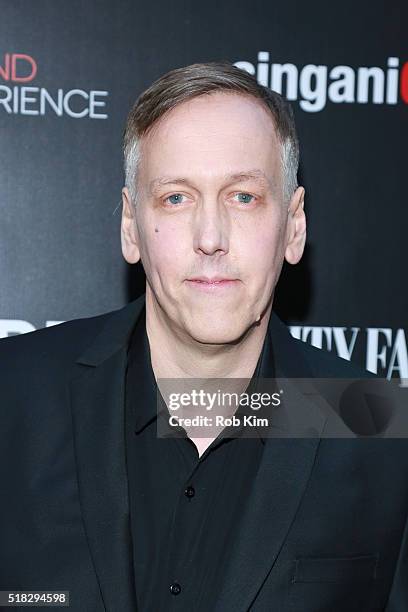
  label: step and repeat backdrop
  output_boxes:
[0,0,407,385]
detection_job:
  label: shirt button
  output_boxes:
[184,485,195,498]
[170,582,182,595]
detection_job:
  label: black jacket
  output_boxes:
[1,293,407,611]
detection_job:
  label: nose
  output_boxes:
[192,199,230,257]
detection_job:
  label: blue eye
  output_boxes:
[166,193,185,205]
[234,192,255,205]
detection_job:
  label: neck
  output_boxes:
[145,287,273,380]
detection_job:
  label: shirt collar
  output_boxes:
[126,304,276,444]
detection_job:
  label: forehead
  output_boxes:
[139,92,282,186]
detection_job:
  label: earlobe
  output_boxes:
[284,187,306,265]
[121,187,141,264]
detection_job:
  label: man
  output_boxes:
[0,62,407,611]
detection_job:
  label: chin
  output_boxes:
[184,316,250,346]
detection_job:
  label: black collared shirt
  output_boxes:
[125,305,275,612]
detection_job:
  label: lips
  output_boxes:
[188,276,237,283]
[185,277,239,292]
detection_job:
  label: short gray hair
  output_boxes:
[123,61,299,206]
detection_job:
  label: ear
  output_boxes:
[121,187,141,264]
[284,186,306,265]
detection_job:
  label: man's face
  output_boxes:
[122,92,305,344]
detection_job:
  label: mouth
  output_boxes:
[185,277,240,292]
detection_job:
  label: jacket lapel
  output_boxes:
[69,295,145,612]
[213,312,328,612]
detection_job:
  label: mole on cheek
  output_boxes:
[154,227,159,233]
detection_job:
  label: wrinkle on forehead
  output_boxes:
[139,92,283,200]
[149,169,278,197]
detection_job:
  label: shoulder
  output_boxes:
[270,310,374,379]
[0,294,146,390]
[296,335,374,378]
[0,307,116,377]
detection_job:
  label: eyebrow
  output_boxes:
[149,169,275,194]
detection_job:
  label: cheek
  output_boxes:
[145,223,188,277]
[237,221,283,276]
